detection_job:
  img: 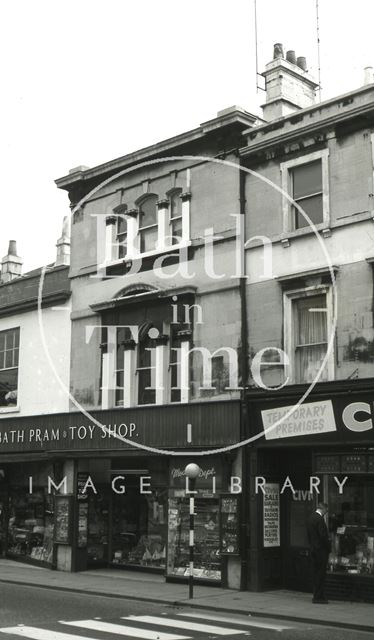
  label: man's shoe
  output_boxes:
[312,598,329,604]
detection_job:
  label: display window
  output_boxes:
[327,476,374,575]
[7,488,54,565]
[111,486,167,569]
[167,494,221,581]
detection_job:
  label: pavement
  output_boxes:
[0,560,373,633]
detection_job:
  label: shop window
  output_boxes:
[327,476,374,575]
[0,327,19,407]
[138,195,158,253]
[280,149,329,233]
[7,486,54,565]
[284,288,334,384]
[167,496,221,581]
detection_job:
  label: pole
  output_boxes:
[189,478,195,599]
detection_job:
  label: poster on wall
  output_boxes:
[54,495,73,545]
[263,483,280,548]
[220,494,240,555]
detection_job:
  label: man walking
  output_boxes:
[307,501,331,604]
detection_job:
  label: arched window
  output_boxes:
[138,195,158,253]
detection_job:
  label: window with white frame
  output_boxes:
[281,149,329,233]
[284,288,333,384]
[0,327,20,407]
[116,211,127,259]
[138,195,159,253]
[169,189,183,245]
[105,188,191,263]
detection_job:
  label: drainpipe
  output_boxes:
[239,159,249,590]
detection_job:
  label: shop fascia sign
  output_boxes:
[261,398,374,441]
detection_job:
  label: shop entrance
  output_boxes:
[284,494,314,591]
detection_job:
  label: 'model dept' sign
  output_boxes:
[262,400,336,441]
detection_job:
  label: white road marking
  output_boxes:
[0,627,99,640]
[126,615,244,635]
[61,619,190,639]
[178,611,295,631]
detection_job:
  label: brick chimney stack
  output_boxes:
[55,216,70,266]
[1,240,22,283]
[261,43,319,121]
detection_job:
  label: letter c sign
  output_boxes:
[342,402,373,432]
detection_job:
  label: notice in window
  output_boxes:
[262,400,336,440]
[263,483,280,548]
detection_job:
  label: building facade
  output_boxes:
[1,43,373,602]
[54,108,258,584]
[241,45,374,601]
[0,231,72,568]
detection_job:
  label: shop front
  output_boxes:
[0,398,242,581]
[246,379,374,602]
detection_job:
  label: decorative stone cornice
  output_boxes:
[180,191,192,202]
[126,208,139,218]
[105,215,117,226]
[177,329,192,340]
[157,199,170,209]
[120,339,137,351]
[153,334,169,346]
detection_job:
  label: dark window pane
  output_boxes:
[292,161,322,199]
[0,368,18,406]
[0,335,5,351]
[5,350,13,369]
[294,194,323,228]
[138,343,153,368]
[170,191,182,219]
[139,196,158,228]
[14,329,19,348]
[171,218,183,244]
[138,369,155,405]
[118,237,127,258]
[115,371,124,406]
[117,217,127,235]
[140,227,157,253]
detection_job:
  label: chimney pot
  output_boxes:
[55,216,71,267]
[1,240,22,283]
[273,43,284,59]
[297,56,307,71]
[286,50,297,65]
[8,240,18,256]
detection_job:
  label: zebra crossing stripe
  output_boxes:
[178,611,295,631]
[0,627,99,640]
[125,615,244,635]
[61,619,190,640]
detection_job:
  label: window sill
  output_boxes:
[0,406,20,415]
[107,240,192,267]
[281,222,331,247]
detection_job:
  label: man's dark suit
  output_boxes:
[307,511,331,602]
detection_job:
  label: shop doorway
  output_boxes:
[284,494,314,591]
